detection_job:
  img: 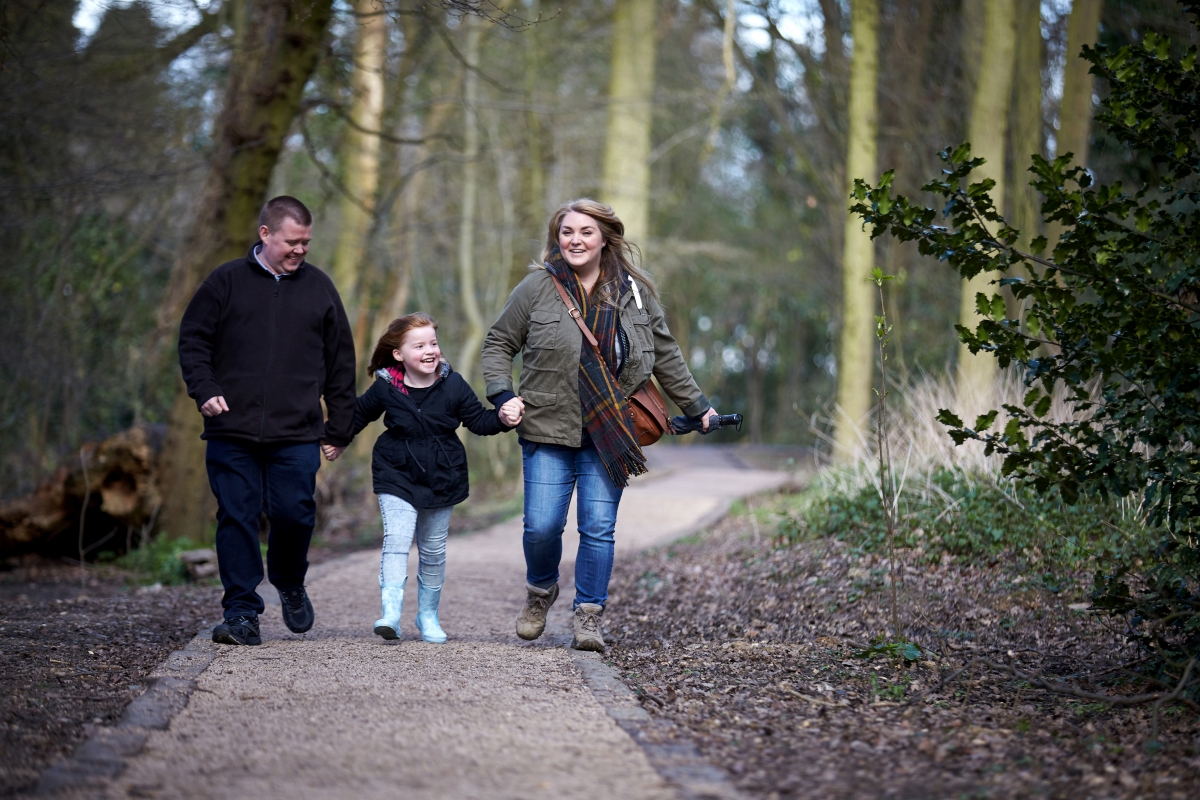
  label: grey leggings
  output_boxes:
[378,494,453,590]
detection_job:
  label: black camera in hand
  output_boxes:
[669,413,743,435]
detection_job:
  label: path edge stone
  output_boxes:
[35,631,218,795]
[571,650,747,800]
[570,495,749,800]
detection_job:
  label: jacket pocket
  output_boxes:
[527,310,561,350]
[628,311,654,352]
[521,389,558,407]
[374,434,408,465]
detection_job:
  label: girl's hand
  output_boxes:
[499,396,525,427]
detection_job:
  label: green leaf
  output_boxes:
[1030,235,1048,255]
[975,410,999,432]
[1033,395,1052,418]
[1135,207,1151,233]
[982,294,1006,321]
[936,409,964,428]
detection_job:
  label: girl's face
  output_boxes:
[558,211,606,274]
[393,326,440,377]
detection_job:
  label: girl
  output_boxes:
[481,199,716,653]
[343,313,524,642]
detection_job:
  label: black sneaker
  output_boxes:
[212,615,261,646]
[278,586,314,633]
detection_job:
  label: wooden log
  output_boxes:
[0,426,163,558]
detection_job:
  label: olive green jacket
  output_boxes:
[482,269,710,447]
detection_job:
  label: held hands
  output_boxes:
[499,396,525,427]
[201,396,347,460]
[200,396,230,417]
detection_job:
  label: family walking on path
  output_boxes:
[178,194,715,655]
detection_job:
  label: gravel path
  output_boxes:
[100,449,789,799]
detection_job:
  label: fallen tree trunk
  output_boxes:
[0,426,164,559]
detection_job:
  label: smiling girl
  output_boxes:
[342,313,524,642]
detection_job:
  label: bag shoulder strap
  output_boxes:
[549,275,599,348]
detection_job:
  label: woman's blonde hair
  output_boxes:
[539,198,658,305]
[367,312,438,373]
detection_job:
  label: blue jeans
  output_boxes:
[521,440,623,607]
[377,494,452,590]
[205,438,320,619]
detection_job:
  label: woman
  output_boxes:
[482,198,716,653]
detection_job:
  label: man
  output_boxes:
[179,196,356,646]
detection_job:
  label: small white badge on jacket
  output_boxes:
[628,276,643,310]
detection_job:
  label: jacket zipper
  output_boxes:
[388,375,445,476]
[258,275,282,441]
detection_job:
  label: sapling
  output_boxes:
[870,267,901,638]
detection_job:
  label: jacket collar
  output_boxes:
[246,242,307,278]
[377,361,452,395]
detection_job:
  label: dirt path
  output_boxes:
[90,448,789,799]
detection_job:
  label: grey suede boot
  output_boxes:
[373,585,404,640]
[572,603,605,653]
[515,583,559,640]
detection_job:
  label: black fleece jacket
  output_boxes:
[351,365,511,508]
[178,245,357,446]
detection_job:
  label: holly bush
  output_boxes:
[849,16,1199,677]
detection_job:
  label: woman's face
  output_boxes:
[392,326,440,377]
[558,211,606,273]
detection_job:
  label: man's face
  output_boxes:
[259,217,312,274]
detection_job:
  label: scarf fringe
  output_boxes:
[598,448,649,489]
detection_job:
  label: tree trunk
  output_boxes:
[601,0,657,244]
[331,0,388,374]
[154,0,335,542]
[1009,0,1044,321]
[957,0,1016,403]
[832,0,879,462]
[1047,0,1102,252]
[0,426,161,558]
[455,16,486,387]
[518,0,547,289]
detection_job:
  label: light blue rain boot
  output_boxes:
[373,584,404,640]
[414,579,447,643]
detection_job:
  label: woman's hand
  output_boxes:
[321,442,345,461]
[499,396,525,427]
[699,407,719,432]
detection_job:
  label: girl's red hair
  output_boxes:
[367,312,438,373]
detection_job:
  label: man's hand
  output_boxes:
[699,407,719,432]
[201,396,230,417]
[499,396,525,427]
[321,443,345,461]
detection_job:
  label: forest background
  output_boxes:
[1,0,1195,551]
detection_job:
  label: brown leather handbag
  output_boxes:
[550,276,670,446]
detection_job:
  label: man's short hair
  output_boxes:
[258,196,313,232]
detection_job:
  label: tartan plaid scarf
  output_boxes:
[544,247,647,487]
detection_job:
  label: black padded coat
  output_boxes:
[350,363,512,509]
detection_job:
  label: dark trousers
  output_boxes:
[205,438,320,619]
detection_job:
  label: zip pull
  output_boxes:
[628,276,643,310]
